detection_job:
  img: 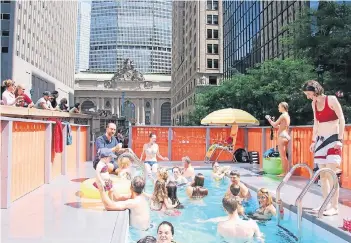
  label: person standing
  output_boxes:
[265,102,291,177]
[303,80,345,216]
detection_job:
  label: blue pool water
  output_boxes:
[128,169,344,243]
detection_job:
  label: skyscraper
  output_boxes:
[223,1,308,77]
[75,0,91,73]
[89,0,172,74]
[1,0,77,103]
[171,0,223,125]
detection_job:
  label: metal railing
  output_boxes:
[276,163,313,226]
[295,168,338,241]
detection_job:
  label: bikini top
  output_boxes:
[315,96,338,123]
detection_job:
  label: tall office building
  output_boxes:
[75,0,91,73]
[171,0,223,125]
[1,0,77,103]
[89,0,172,74]
[223,1,308,77]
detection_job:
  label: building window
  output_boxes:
[209,76,217,85]
[2,47,9,53]
[207,44,219,54]
[1,13,10,20]
[207,0,218,10]
[207,29,219,39]
[207,59,219,69]
[207,15,218,25]
[1,30,9,36]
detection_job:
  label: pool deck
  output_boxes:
[1,161,351,243]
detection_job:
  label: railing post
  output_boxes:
[62,123,67,175]
[288,127,293,169]
[76,126,81,169]
[86,126,91,161]
[1,120,13,208]
[128,125,132,148]
[206,127,210,150]
[168,127,172,160]
[244,127,248,151]
[44,123,53,183]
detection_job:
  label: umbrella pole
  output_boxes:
[231,125,239,162]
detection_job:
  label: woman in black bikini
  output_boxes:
[186,173,208,199]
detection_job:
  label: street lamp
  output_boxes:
[316,64,325,86]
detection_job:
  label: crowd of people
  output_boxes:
[1,79,81,113]
[90,79,345,242]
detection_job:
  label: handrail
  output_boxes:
[295,168,338,241]
[276,163,313,226]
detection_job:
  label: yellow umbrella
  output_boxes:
[201,108,259,126]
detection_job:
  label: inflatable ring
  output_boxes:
[263,157,283,175]
[80,177,131,199]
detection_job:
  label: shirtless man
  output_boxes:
[265,102,291,177]
[172,166,188,186]
[225,171,250,200]
[98,176,150,230]
[182,156,195,182]
[217,197,263,242]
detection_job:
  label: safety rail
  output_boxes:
[276,163,314,226]
[295,168,338,242]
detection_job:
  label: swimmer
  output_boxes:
[157,221,177,243]
[229,184,245,216]
[116,157,132,180]
[93,148,117,199]
[225,171,250,200]
[186,173,208,199]
[265,102,291,177]
[217,197,264,242]
[212,162,231,180]
[166,181,184,209]
[137,236,156,243]
[171,166,188,186]
[150,180,178,212]
[251,188,276,220]
[140,133,169,179]
[182,156,195,182]
[99,176,150,231]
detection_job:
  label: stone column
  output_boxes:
[100,97,104,110]
[116,98,120,117]
[96,97,100,110]
[136,99,140,124]
[111,98,115,114]
[155,98,160,125]
[151,98,155,125]
[141,98,145,124]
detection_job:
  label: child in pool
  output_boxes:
[116,157,132,180]
[93,148,117,199]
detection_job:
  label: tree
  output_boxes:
[283,1,351,106]
[188,58,329,126]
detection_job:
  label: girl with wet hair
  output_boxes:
[150,180,178,212]
[166,181,184,209]
[186,173,209,199]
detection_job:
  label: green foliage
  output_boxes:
[188,59,327,126]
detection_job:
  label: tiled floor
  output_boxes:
[1,161,351,243]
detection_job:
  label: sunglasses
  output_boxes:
[259,188,269,193]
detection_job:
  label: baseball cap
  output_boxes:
[98,148,117,159]
[43,91,52,97]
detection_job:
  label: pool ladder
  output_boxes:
[276,163,338,242]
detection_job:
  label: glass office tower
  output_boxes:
[89,0,172,74]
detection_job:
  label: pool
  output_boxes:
[128,169,347,243]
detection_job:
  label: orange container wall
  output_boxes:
[51,152,62,179]
[341,126,351,189]
[247,128,263,166]
[290,127,314,177]
[131,127,169,160]
[66,126,78,171]
[171,128,206,161]
[265,128,278,151]
[11,122,46,202]
[79,127,87,163]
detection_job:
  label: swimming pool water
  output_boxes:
[128,169,345,243]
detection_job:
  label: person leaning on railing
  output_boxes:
[14,84,34,108]
[1,79,23,106]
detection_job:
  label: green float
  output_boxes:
[263,157,283,175]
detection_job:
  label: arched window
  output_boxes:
[81,100,95,112]
[160,102,171,126]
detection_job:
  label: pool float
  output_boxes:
[263,157,283,175]
[80,176,131,199]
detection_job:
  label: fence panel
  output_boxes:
[11,122,46,202]
[79,127,87,163]
[131,127,169,161]
[66,126,78,172]
[341,126,351,189]
[247,128,263,166]
[171,127,206,161]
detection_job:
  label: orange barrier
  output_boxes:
[67,126,78,172]
[130,125,351,189]
[79,127,88,163]
[11,122,46,202]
